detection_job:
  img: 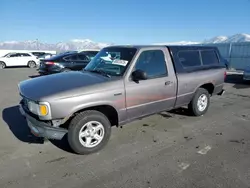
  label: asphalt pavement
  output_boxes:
[0,68,250,188]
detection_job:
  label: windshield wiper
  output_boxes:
[87,69,111,78]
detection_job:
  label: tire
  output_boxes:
[67,110,112,155]
[188,88,210,116]
[28,61,36,68]
[0,61,6,69]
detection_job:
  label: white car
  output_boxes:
[0,52,39,69]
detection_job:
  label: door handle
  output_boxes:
[165,81,172,85]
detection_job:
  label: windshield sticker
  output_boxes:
[112,59,128,66]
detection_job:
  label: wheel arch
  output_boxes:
[62,104,119,128]
[195,82,215,95]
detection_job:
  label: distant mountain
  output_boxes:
[154,33,250,45]
[153,41,200,45]
[0,39,111,52]
[203,33,250,44]
[0,33,249,51]
[203,36,228,44]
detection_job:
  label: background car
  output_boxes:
[223,58,230,70]
[243,65,250,81]
[36,53,55,66]
[0,52,39,69]
[38,50,99,75]
[78,49,100,60]
[37,53,54,59]
[31,52,51,58]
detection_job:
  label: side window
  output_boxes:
[178,50,201,68]
[70,55,78,61]
[9,53,19,57]
[78,54,88,61]
[201,50,219,65]
[64,54,78,61]
[20,53,31,57]
[134,50,168,79]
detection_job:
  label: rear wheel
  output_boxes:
[28,61,36,68]
[0,61,6,69]
[188,88,210,116]
[67,110,112,155]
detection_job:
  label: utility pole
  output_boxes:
[36,39,39,50]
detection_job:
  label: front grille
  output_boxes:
[23,98,28,108]
[20,96,29,113]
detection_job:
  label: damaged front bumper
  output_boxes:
[19,103,68,140]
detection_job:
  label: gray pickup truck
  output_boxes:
[18,45,225,154]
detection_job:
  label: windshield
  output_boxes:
[84,47,137,76]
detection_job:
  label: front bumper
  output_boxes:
[19,104,68,140]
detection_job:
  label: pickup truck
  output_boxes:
[18,45,225,155]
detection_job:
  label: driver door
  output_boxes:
[124,48,177,121]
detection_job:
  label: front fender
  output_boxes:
[70,100,119,115]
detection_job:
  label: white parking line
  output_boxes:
[197,145,212,155]
[178,162,190,171]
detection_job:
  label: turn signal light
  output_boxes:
[39,105,48,116]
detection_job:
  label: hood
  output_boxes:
[18,71,111,101]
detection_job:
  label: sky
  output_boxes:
[0,0,250,44]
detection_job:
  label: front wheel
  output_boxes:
[67,110,111,155]
[188,88,210,116]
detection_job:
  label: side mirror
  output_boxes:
[132,69,147,81]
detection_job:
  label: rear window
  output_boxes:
[178,50,201,68]
[200,50,219,65]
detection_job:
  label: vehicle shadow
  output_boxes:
[168,107,191,116]
[2,106,44,144]
[49,135,75,154]
[29,74,43,79]
[158,107,191,118]
[225,74,250,89]
[4,66,28,69]
[2,105,75,153]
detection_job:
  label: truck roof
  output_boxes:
[106,45,224,74]
[105,45,218,51]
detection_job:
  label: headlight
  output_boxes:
[27,101,49,116]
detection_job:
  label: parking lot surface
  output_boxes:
[0,68,250,188]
